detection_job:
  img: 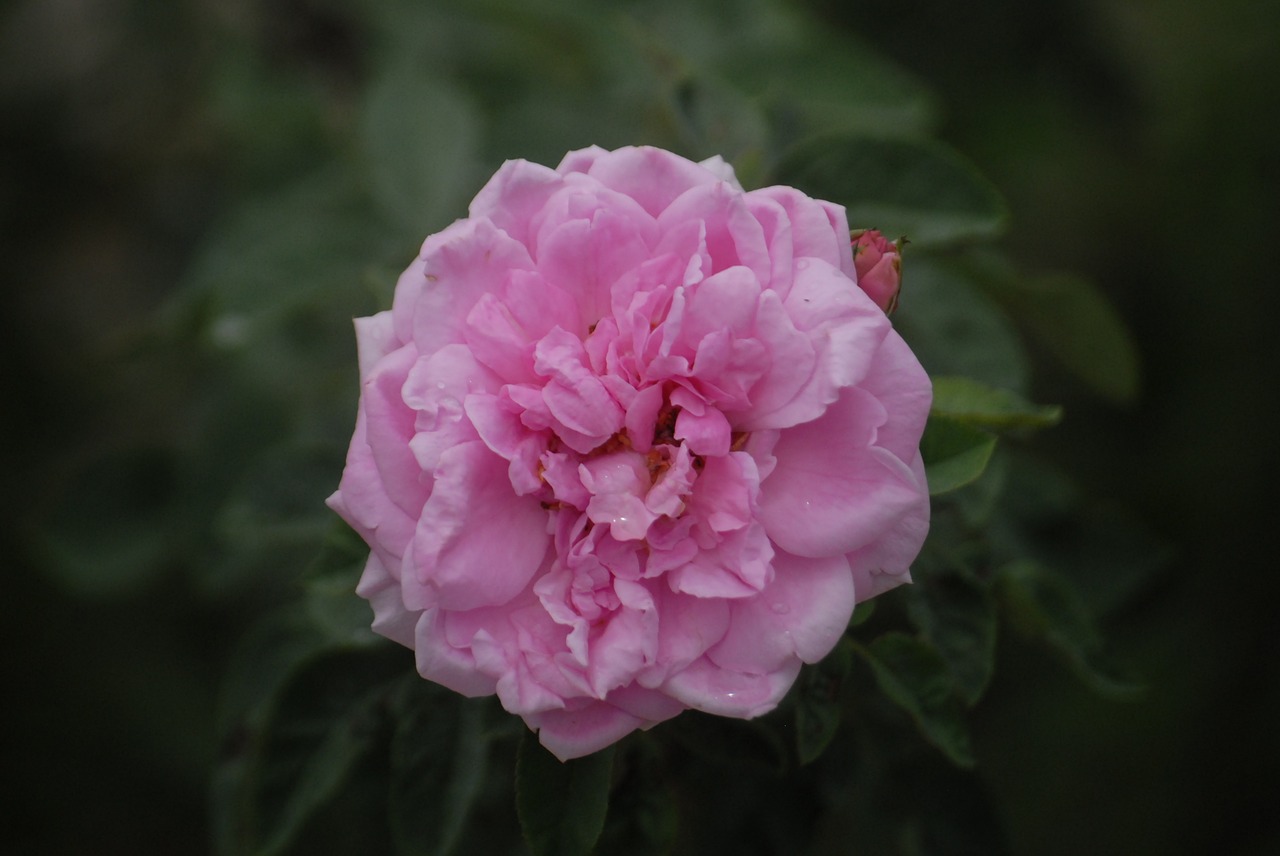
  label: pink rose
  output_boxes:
[328,146,931,760]
[851,229,903,314]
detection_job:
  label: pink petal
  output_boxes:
[748,185,854,278]
[407,441,550,610]
[354,553,418,647]
[411,218,536,354]
[759,387,924,558]
[525,701,646,761]
[662,656,802,719]
[468,158,565,248]
[583,145,723,218]
[637,586,731,688]
[846,450,930,595]
[361,344,430,518]
[707,552,854,674]
[658,181,771,282]
[413,606,499,697]
[856,329,932,462]
[327,410,417,567]
[534,206,652,327]
[354,311,399,380]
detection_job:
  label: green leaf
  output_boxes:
[172,171,381,332]
[516,733,615,856]
[975,268,1141,404]
[721,26,936,142]
[995,561,1144,699]
[661,709,791,774]
[772,135,1008,247]
[893,256,1030,394]
[596,737,678,856]
[389,683,491,856]
[930,376,1062,431]
[33,446,175,597]
[303,522,379,646]
[666,72,769,172]
[795,636,855,764]
[360,64,484,237]
[249,648,407,856]
[921,415,997,495]
[857,633,974,767]
[907,571,998,706]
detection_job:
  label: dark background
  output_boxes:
[3,0,1277,853]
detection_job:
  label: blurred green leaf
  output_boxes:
[931,376,1062,431]
[517,733,615,856]
[907,571,998,706]
[723,31,936,144]
[361,64,485,237]
[995,561,1144,699]
[857,633,974,767]
[662,709,791,774]
[975,268,1141,404]
[893,257,1030,394]
[795,635,855,764]
[596,736,678,856]
[34,446,175,597]
[772,135,1007,247]
[921,415,997,495]
[666,72,769,174]
[175,172,381,329]
[212,592,405,856]
[389,682,491,856]
[251,648,406,856]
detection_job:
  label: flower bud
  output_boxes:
[851,229,904,314]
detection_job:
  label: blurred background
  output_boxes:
[2,0,1277,853]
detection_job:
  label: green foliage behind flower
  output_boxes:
[3,0,1207,853]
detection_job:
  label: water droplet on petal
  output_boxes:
[771,602,790,615]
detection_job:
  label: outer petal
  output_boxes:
[525,700,646,761]
[407,441,551,611]
[856,328,932,462]
[759,387,923,557]
[354,311,400,380]
[326,409,417,568]
[707,552,854,674]
[354,553,418,647]
[361,344,429,519]
[583,146,723,218]
[412,218,537,353]
[662,656,802,719]
[846,451,930,597]
[748,185,855,278]
[412,606,499,697]
[468,158,565,248]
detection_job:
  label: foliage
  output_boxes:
[8,0,1175,853]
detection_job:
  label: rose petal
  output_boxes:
[412,218,536,353]
[662,656,802,718]
[407,441,550,611]
[707,552,854,674]
[759,387,924,557]
[524,700,646,761]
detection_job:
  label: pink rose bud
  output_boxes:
[851,229,903,314]
[328,147,932,761]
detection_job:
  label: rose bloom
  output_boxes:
[328,146,931,760]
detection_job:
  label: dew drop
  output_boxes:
[770,602,790,615]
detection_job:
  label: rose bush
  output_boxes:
[328,146,932,760]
